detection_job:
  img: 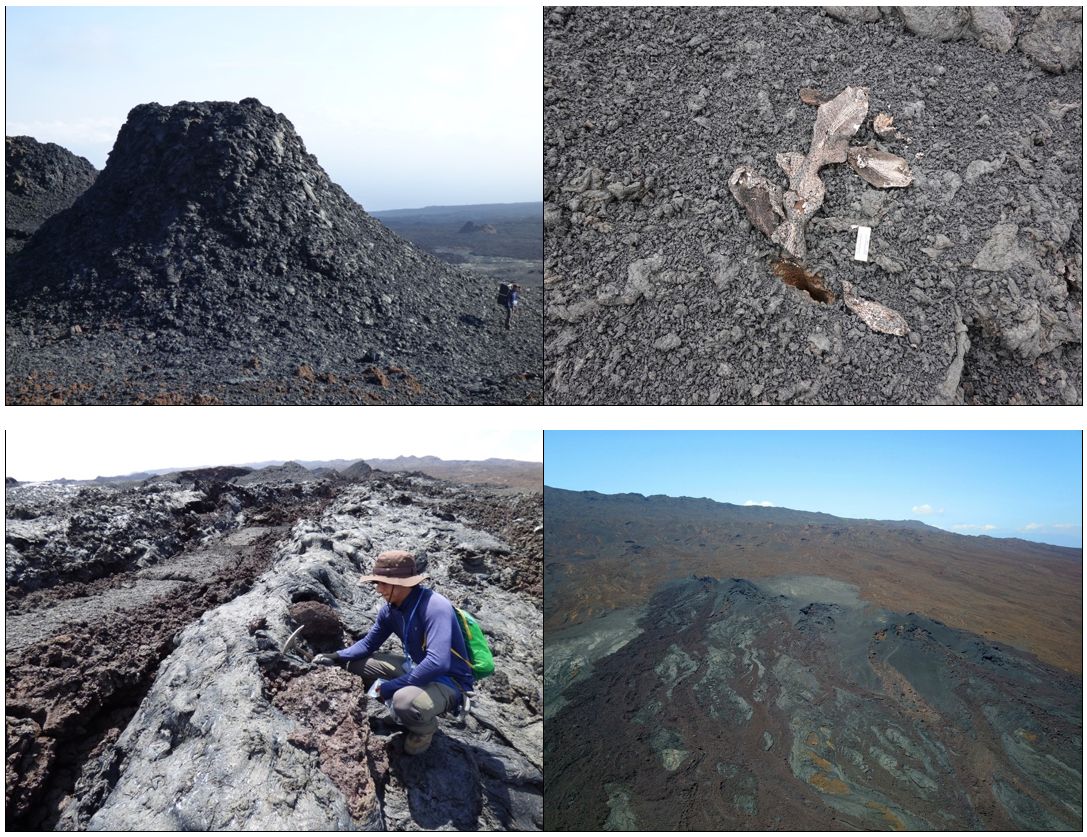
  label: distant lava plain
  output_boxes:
[543,488,1082,830]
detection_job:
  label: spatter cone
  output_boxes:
[7,99,541,405]
[6,135,99,255]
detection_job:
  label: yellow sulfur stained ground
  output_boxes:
[808,751,834,772]
[810,772,850,795]
[865,801,906,830]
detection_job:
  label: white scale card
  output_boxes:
[853,225,871,261]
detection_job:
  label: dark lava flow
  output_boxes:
[5,486,326,830]
[545,575,1082,830]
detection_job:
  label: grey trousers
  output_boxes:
[346,652,458,736]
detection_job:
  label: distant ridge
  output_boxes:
[545,486,1082,672]
[545,486,1074,550]
[29,455,540,494]
[372,201,539,217]
[366,456,540,492]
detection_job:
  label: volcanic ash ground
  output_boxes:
[543,7,1082,405]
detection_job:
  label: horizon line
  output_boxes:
[544,484,1083,551]
[368,199,542,213]
[14,455,544,484]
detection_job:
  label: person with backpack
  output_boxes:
[498,282,521,330]
[312,550,474,755]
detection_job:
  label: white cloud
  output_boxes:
[1019,522,1081,533]
[743,500,775,507]
[950,524,998,532]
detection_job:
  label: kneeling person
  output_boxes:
[313,550,473,754]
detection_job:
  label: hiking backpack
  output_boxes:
[496,282,511,307]
[451,606,495,679]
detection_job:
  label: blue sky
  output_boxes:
[545,431,1083,549]
[6,6,540,211]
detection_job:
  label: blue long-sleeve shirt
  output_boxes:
[339,586,474,695]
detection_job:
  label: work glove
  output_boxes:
[312,652,341,666]
[377,680,397,702]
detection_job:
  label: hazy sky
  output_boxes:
[5,5,540,210]
[6,409,541,482]
[545,431,1083,549]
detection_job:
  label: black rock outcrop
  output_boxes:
[5,136,97,254]
[341,460,374,480]
[7,99,541,405]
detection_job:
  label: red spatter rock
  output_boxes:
[5,716,56,821]
[287,601,343,641]
[271,667,388,823]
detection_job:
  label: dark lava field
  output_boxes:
[6,462,542,830]
[545,575,1082,830]
[6,99,542,405]
[543,488,1083,831]
[544,6,1082,404]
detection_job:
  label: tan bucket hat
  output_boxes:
[360,550,428,587]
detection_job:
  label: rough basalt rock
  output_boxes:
[269,666,388,827]
[5,464,340,598]
[7,99,542,405]
[1018,7,1083,74]
[824,7,1080,72]
[5,135,97,254]
[288,600,345,642]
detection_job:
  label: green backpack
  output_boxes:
[452,606,495,679]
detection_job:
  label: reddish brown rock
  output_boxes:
[271,668,387,823]
[287,601,344,642]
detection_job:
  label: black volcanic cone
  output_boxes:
[6,99,541,404]
[5,136,98,253]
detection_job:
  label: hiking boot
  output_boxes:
[404,731,433,755]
